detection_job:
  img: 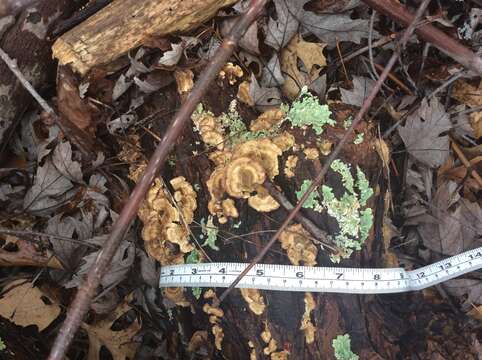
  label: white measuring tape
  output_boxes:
[159,247,482,294]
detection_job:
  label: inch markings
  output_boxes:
[159,247,482,294]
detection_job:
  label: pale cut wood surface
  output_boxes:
[52,0,237,75]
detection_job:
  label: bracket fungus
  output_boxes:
[279,224,318,266]
[300,293,316,344]
[232,138,282,179]
[225,157,266,198]
[249,108,285,132]
[192,106,225,150]
[138,177,197,265]
[206,138,284,222]
[240,288,266,315]
[248,185,279,212]
[284,155,298,178]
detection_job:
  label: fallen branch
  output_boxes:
[52,0,238,75]
[361,0,482,75]
[215,0,433,305]
[47,1,268,358]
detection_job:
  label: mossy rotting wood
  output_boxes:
[52,0,237,75]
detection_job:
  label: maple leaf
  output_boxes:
[398,97,452,167]
[23,159,75,215]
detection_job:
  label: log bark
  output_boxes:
[52,0,238,76]
[0,0,80,148]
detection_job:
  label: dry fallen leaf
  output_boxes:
[266,0,377,50]
[23,158,75,216]
[249,74,282,111]
[340,76,376,107]
[81,296,140,360]
[398,97,452,168]
[0,280,61,331]
[281,34,327,99]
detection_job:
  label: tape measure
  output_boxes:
[159,247,482,294]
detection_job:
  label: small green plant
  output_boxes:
[287,86,335,135]
[0,337,5,351]
[186,249,202,299]
[295,159,374,263]
[200,216,219,251]
[332,334,358,360]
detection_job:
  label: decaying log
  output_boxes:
[0,0,79,147]
[52,0,238,76]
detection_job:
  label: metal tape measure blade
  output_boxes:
[159,247,482,294]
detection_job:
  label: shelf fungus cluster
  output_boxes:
[300,293,316,344]
[240,288,266,315]
[203,290,225,351]
[207,138,284,223]
[138,176,197,306]
[279,224,318,266]
[261,324,290,359]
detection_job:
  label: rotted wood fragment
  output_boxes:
[52,0,238,75]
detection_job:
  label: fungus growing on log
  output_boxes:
[248,185,279,212]
[249,108,285,132]
[284,155,298,178]
[232,138,282,179]
[138,177,197,264]
[279,224,318,266]
[300,293,316,344]
[240,288,266,315]
[225,157,266,198]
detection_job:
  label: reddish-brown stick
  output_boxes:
[362,0,482,75]
[215,0,433,305]
[47,1,268,358]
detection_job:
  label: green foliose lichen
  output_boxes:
[332,334,358,360]
[295,179,323,212]
[295,159,374,263]
[287,87,335,135]
[186,249,202,299]
[323,160,373,262]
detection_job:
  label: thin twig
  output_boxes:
[47,1,268,359]
[0,48,56,115]
[215,0,433,306]
[0,228,99,248]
